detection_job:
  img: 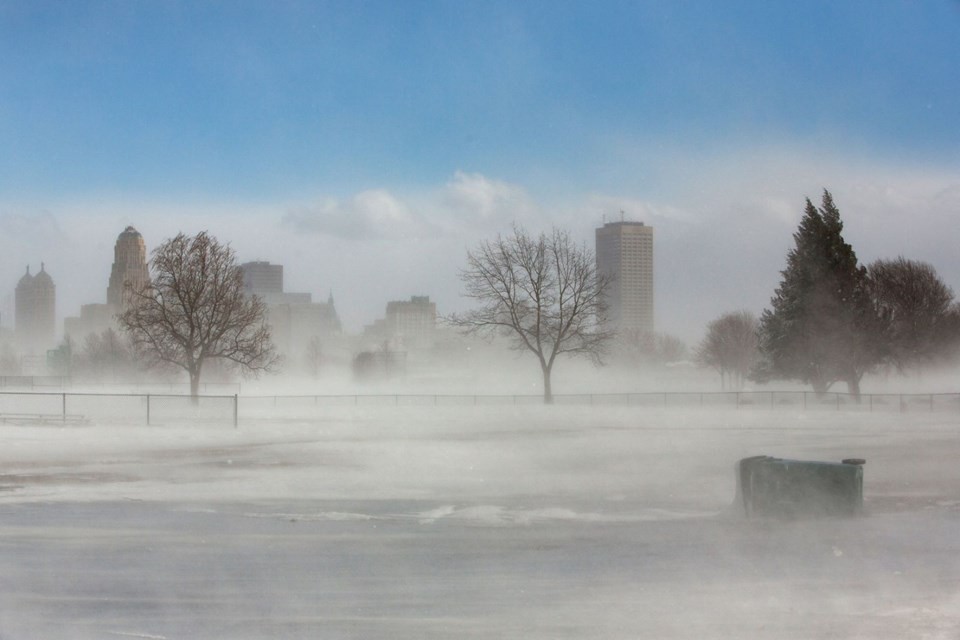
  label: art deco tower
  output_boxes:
[107,226,150,307]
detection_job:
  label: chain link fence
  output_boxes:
[0,390,956,427]
[237,390,960,418]
[0,391,238,426]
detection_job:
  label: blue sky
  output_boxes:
[1,1,959,342]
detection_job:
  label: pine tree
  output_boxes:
[755,191,879,399]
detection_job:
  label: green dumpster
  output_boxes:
[734,456,864,518]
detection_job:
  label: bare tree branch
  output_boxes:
[118,231,278,400]
[446,224,613,402]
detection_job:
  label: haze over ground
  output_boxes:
[1,405,959,638]
[1,5,959,637]
[1,2,958,342]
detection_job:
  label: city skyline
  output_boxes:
[1,2,957,342]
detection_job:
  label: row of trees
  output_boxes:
[696,191,960,398]
[69,193,955,404]
[106,225,614,403]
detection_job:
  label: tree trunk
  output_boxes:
[846,375,862,403]
[811,376,829,398]
[542,364,553,404]
[189,365,201,405]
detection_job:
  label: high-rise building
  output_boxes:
[15,263,56,352]
[269,293,342,359]
[595,220,654,334]
[239,261,311,305]
[384,295,437,350]
[239,261,340,361]
[64,226,146,341]
[107,226,150,307]
[241,261,283,295]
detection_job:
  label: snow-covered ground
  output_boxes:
[0,406,957,638]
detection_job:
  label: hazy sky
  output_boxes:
[1,1,958,341]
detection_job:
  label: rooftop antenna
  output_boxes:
[620,209,625,222]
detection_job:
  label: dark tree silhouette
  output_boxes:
[867,257,960,371]
[448,225,613,403]
[75,328,137,382]
[617,328,688,367]
[119,231,277,400]
[755,191,881,399]
[695,311,758,390]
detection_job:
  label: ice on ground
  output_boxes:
[0,405,958,639]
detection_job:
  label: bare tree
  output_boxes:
[866,257,960,371]
[618,328,688,367]
[448,225,612,403]
[119,231,278,400]
[75,328,137,382]
[695,311,759,390]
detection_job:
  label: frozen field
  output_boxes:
[0,405,958,639]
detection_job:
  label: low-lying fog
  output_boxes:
[0,381,957,638]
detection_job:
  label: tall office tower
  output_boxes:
[595,220,654,334]
[15,263,56,352]
[385,295,437,350]
[107,226,150,307]
[240,261,284,296]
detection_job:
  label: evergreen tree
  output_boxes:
[755,191,879,399]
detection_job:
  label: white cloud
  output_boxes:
[281,189,429,240]
[437,170,541,229]
[280,171,542,241]
[1,158,956,343]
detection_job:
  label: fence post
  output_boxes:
[836,393,840,411]
[62,392,66,423]
[233,394,239,429]
[146,394,151,426]
[803,391,807,411]
[736,392,740,409]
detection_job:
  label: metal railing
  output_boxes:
[0,376,241,394]
[238,390,960,413]
[0,390,954,428]
[0,391,238,427]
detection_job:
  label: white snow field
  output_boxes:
[0,405,958,639]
